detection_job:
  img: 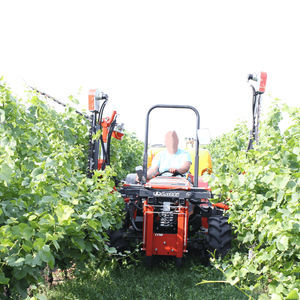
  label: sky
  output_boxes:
[1,0,299,146]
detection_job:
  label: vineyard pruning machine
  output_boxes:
[31,71,267,266]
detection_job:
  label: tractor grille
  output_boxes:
[152,201,179,234]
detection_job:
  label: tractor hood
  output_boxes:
[145,176,192,190]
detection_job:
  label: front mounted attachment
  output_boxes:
[88,89,124,175]
[247,72,268,150]
[88,89,108,112]
[247,72,267,94]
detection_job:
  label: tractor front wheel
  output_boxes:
[175,257,183,268]
[207,215,232,258]
[109,229,129,253]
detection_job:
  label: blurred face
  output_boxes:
[165,131,179,154]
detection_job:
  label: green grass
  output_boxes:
[45,255,250,300]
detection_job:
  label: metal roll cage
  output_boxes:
[142,104,200,187]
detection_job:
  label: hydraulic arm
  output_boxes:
[88,89,124,175]
[247,72,267,150]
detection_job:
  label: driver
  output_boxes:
[147,130,192,179]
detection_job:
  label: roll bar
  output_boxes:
[142,104,200,187]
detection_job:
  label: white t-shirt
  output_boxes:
[151,149,192,174]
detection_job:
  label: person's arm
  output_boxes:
[147,165,159,179]
[146,151,162,179]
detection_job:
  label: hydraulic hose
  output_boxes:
[128,202,142,232]
[106,118,117,166]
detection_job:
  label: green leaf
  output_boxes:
[261,172,275,185]
[22,243,32,253]
[71,238,86,252]
[104,244,117,254]
[33,238,45,251]
[37,294,48,300]
[0,271,9,284]
[101,216,110,230]
[286,289,299,300]
[273,175,290,189]
[55,204,74,225]
[13,266,28,280]
[270,293,282,300]
[31,167,44,177]
[19,223,34,241]
[243,231,255,243]
[88,219,100,231]
[52,240,60,251]
[25,254,33,265]
[276,235,289,251]
[32,253,42,267]
[39,245,55,268]
[0,163,13,183]
[258,294,270,300]
[38,213,55,228]
[28,214,37,221]
[7,257,25,267]
[292,147,300,156]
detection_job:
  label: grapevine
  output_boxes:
[0,79,142,298]
[206,100,300,299]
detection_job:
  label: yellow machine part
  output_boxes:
[188,149,212,175]
[147,148,212,175]
[147,147,165,168]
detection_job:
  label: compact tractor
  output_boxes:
[87,94,232,266]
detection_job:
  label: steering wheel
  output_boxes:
[157,170,185,177]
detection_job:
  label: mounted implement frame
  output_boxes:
[247,72,268,150]
[87,89,124,175]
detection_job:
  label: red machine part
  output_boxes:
[88,89,98,111]
[101,111,117,143]
[213,202,229,210]
[259,72,267,93]
[112,131,124,140]
[143,200,189,258]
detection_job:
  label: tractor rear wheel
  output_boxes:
[207,215,232,258]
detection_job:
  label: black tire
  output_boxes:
[145,256,153,268]
[109,229,128,252]
[175,257,183,268]
[207,215,232,258]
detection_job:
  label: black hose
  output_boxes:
[128,203,142,232]
[100,136,107,170]
[97,100,108,170]
[99,100,108,130]
[106,118,117,165]
[88,112,99,175]
[247,86,259,151]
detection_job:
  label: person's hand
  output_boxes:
[169,168,177,174]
